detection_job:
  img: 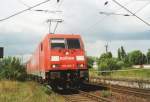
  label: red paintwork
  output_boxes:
[26,34,87,75]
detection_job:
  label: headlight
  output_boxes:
[77,64,84,68]
[51,56,59,61]
[76,56,84,61]
[51,64,59,68]
[52,64,56,68]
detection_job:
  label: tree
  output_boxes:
[120,46,126,59]
[142,54,147,64]
[0,57,26,81]
[118,48,121,60]
[117,46,131,67]
[99,52,112,60]
[128,50,143,65]
[146,49,150,64]
[118,46,127,61]
[98,52,112,65]
[87,56,95,68]
[98,52,121,71]
[98,58,120,71]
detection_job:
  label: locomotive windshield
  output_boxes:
[51,38,65,49]
[67,39,81,49]
[50,38,81,49]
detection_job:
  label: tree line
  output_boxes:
[88,46,150,71]
[1,47,150,80]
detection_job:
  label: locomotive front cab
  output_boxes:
[47,35,89,88]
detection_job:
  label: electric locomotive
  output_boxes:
[26,34,88,89]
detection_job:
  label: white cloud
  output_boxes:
[85,40,150,57]
[85,40,106,56]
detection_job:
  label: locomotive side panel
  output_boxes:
[39,36,49,79]
[27,36,48,79]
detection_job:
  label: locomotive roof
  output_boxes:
[47,34,81,38]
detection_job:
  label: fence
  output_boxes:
[89,69,150,89]
[89,68,150,81]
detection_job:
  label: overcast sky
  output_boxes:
[0,0,150,60]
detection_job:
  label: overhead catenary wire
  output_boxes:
[80,0,150,35]
[100,0,150,17]
[99,11,131,16]
[112,0,150,26]
[17,0,31,8]
[17,0,63,34]
[17,0,61,8]
[113,0,135,11]
[58,0,64,8]
[17,0,62,13]
[48,0,64,34]
[134,1,150,14]
[80,0,134,34]
[0,0,51,22]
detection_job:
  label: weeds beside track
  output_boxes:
[62,88,111,102]
[88,81,150,100]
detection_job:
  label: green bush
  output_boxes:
[101,90,112,97]
[0,57,27,81]
[87,56,95,68]
[128,50,144,65]
[116,60,125,69]
[98,58,121,71]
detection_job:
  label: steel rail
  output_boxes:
[62,88,111,102]
[88,81,150,100]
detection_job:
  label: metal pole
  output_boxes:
[105,42,108,53]
[53,22,59,34]
[46,19,63,34]
[49,21,51,34]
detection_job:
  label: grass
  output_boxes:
[101,90,112,98]
[110,68,150,80]
[0,80,64,102]
[89,68,150,80]
[89,68,99,77]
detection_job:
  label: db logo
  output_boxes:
[60,56,75,60]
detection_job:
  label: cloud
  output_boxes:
[85,40,106,56]
[86,40,150,57]
[0,31,42,56]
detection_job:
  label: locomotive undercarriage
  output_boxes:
[46,69,89,90]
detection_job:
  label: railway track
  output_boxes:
[61,88,111,102]
[46,82,150,102]
[88,82,150,100]
[110,85,150,99]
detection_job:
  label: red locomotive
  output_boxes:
[26,34,89,89]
